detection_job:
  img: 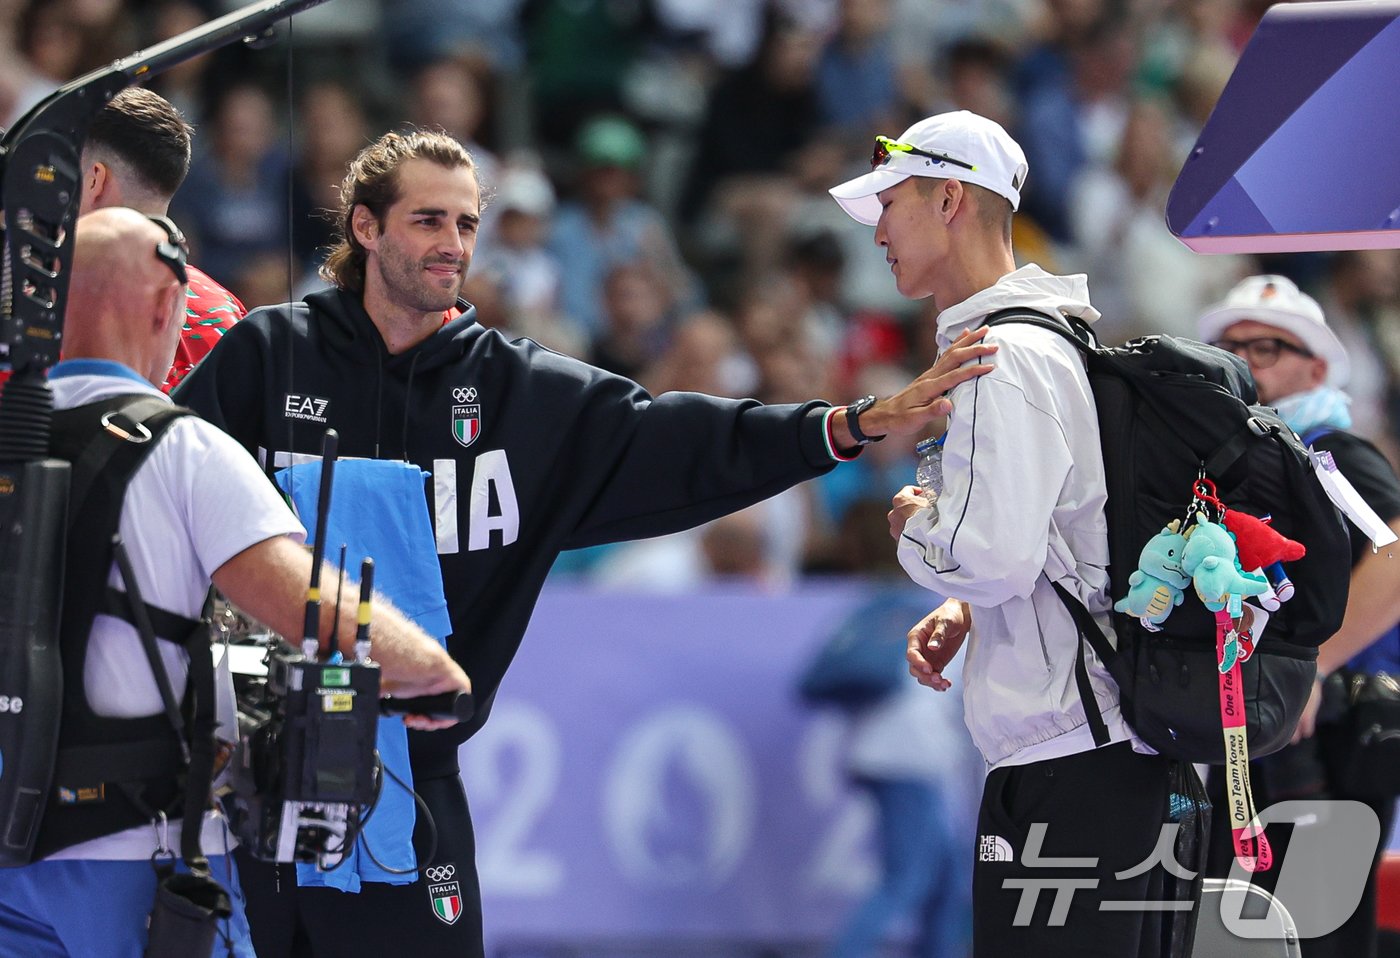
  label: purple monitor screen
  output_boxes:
[1168,0,1400,253]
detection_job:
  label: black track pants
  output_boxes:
[973,742,1174,958]
[235,772,484,958]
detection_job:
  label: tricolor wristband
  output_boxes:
[823,407,859,462]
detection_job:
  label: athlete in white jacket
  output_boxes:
[830,111,1172,958]
[896,264,1138,768]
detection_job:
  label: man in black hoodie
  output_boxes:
[174,128,995,958]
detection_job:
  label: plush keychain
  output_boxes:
[1114,520,1190,631]
[1223,511,1306,608]
[1181,511,1270,670]
[1182,514,1270,613]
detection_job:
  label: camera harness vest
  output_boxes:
[33,394,219,864]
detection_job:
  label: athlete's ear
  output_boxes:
[351,204,382,251]
[942,179,966,222]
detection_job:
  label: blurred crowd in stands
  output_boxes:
[6,0,1400,586]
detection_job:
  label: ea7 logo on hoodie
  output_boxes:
[451,386,481,448]
[284,394,330,424]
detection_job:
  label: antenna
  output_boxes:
[300,428,337,660]
[353,558,374,663]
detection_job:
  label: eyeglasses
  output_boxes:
[147,214,188,286]
[871,135,977,173]
[1210,337,1314,368]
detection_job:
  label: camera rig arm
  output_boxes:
[0,0,331,868]
[0,0,332,390]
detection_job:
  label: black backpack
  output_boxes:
[985,309,1352,763]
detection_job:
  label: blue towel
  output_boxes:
[275,459,451,892]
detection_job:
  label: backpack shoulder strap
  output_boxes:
[50,393,197,712]
[980,319,1112,746]
[983,308,1098,354]
[34,396,205,858]
[53,395,188,513]
[1048,580,1115,749]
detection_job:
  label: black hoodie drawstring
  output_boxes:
[401,350,421,461]
[373,347,384,460]
[314,288,473,460]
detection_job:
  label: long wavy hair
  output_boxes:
[320,128,477,293]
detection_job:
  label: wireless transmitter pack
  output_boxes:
[225,641,383,867]
[219,429,472,868]
[221,429,382,869]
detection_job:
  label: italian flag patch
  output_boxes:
[428,880,462,925]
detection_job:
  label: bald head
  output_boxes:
[67,208,187,384]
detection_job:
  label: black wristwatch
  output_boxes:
[844,394,884,445]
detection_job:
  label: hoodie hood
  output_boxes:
[935,264,1100,351]
[306,286,480,376]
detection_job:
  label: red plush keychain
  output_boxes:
[1223,511,1306,608]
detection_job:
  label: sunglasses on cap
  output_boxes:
[147,214,188,286]
[870,135,977,173]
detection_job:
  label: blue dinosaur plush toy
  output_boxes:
[1114,520,1190,631]
[1181,513,1270,620]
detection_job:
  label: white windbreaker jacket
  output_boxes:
[898,264,1145,769]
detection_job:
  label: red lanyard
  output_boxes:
[1216,609,1273,872]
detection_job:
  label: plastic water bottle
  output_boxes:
[915,434,946,499]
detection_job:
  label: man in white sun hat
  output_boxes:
[1198,274,1400,958]
[851,110,1175,958]
[1197,273,1350,402]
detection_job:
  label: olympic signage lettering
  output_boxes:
[467,703,1377,935]
[463,585,989,947]
[465,700,875,899]
[463,587,1396,950]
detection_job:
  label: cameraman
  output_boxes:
[0,208,469,958]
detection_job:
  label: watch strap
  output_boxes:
[845,395,883,445]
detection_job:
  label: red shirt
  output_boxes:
[0,265,246,392]
[162,265,247,392]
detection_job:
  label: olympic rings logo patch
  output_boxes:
[424,865,456,882]
[452,387,477,403]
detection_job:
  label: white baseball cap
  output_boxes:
[828,111,1029,226]
[494,166,556,218]
[1196,274,1349,387]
